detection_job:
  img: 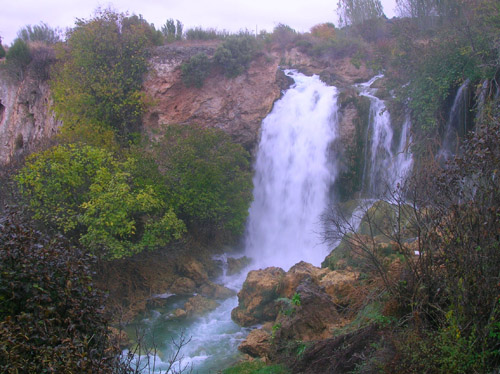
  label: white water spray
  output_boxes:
[245,71,339,270]
[358,75,413,196]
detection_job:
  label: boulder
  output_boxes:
[171,308,187,319]
[199,280,236,299]
[169,277,196,295]
[282,261,329,297]
[177,258,209,286]
[238,329,272,359]
[227,256,251,276]
[231,267,286,326]
[184,295,219,317]
[275,280,340,342]
[319,270,359,305]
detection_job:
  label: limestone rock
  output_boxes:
[177,258,209,286]
[169,277,196,295]
[319,270,359,305]
[172,308,187,319]
[238,329,272,359]
[227,256,251,276]
[199,280,236,299]
[184,295,219,317]
[231,267,286,326]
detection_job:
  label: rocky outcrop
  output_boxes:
[143,44,289,150]
[0,71,60,166]
[233,262,360,360]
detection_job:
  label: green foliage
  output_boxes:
[214,35,257,77]
[0,44,5,59]
[222,360,288,374]
[181,52,212,87]
[291,292,301,306]
[153,124,253,239]
[0,208,126,372]
[51,9,152,143]
[16,144,185,259]
[5,38,32,77]
[161,18,183,42]
[185,27,227,40]
[17,22,61,44]
[337,0,384,27]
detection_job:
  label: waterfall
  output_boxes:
[244,71,339,271]
[358,75,413,196]
[437,79,470,161]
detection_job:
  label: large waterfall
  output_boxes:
[244,71,339,270]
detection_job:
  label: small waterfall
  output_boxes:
[438,79,470,161]
[358,75,413,196]
[245,70,339,271]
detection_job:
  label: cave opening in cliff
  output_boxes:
[0,101,5,124]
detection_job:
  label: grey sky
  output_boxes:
[0,0,398,46]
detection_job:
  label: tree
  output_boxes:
[214,35,257,78]
[337,0,384,27]
[51,9,152,144]
[5,38,32,79]
[16,144,185,259]
[152,124,253,239]
[17,22,61,44]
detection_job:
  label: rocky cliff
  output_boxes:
[142,43,291,150]
[0,71,60,166]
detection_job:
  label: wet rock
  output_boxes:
[169,277,196,295]
[238,329,272,359]
[231,267,286,326]
[177,258,209,286]
[319,270,359,305]
[199,280,236,299]
[184,295,219,317]
[227,256,251,276]
[172,308,187,319]
[282,261,329,298]
[275,280,340,342]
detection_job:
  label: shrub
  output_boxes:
[214,35,257,77]
[5,38,32,79]
[152,124,253,239]
[17,22,61,44]
[0,208,126,372]
[310,23,336,39]
[16,144,185,259]
[181,52,212,87]
[0,44,5,59]
[185,27,226,40]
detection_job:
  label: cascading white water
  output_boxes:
[244,70,339,270]
[438,79,470,161]
[358,75,413,196]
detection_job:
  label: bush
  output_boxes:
[185,27,226,40]
[0,208,126,372]
[5,38,32,79]
[214,35,257,77]
[152,124,253,239]
[181,52,212,87]
[17,22,61,44]
[16,144,185,259]
[0,44,5,59]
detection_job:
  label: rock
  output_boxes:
[282,261,329,298]
[319,270,359,305]
[172,308,187,319]
[275,280,340,342]
[199,280,236,299]
[231,267,286,326]
[238,329,272,359]
[227,256,251,276]
[177,258,209,286]
[143,48,283,150]
[169,277,196,295]
[184,295,219,317]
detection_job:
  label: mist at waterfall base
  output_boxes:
[125,72,414,373]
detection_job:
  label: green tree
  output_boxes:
[17,22,61,44]
[153,124,253,239]
[51,9,152,144]
[181,52,212,87]
[5,38,32,79]
[16,144,185,259]
[337,0,384,27]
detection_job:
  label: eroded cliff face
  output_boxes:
[143,43,292,150]
[0,71,60,166]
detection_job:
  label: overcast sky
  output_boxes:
[0,0,398,46]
